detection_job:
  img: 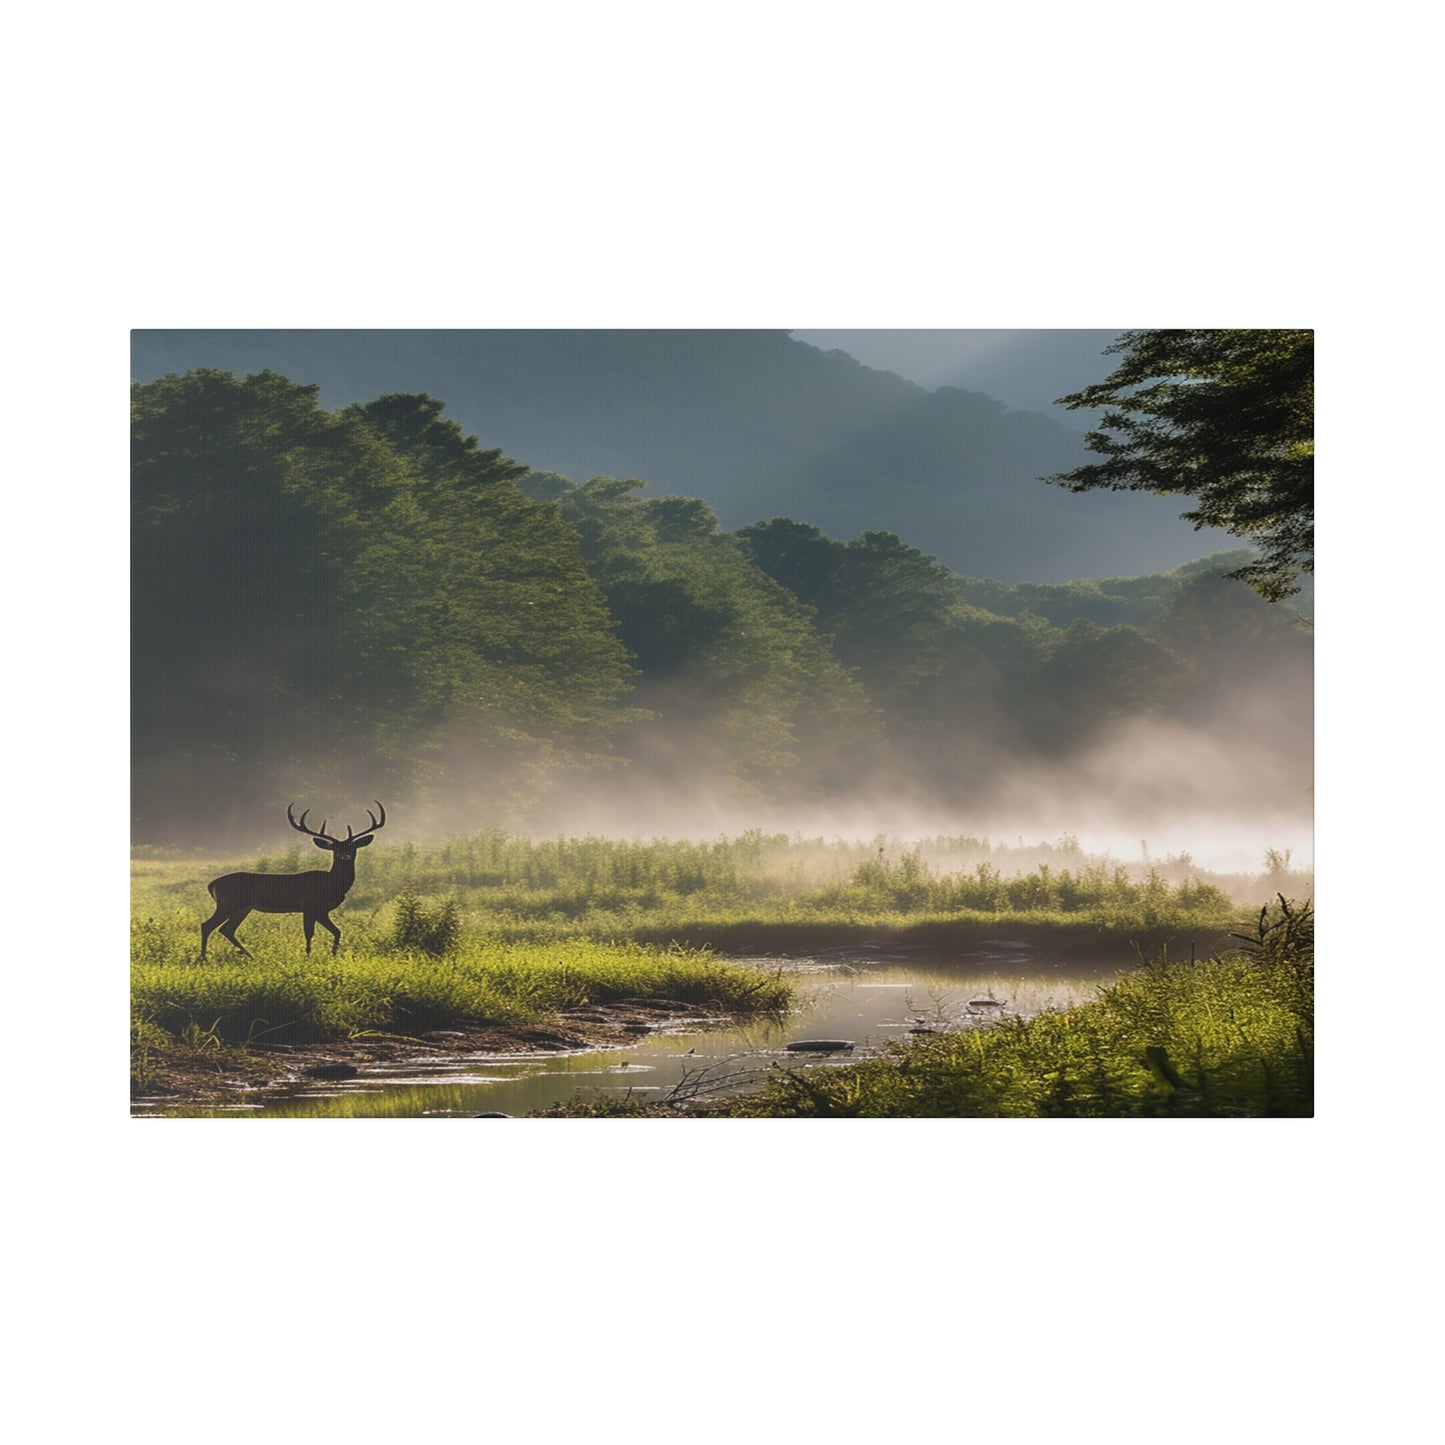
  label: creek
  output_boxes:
[142,941,1123,1119]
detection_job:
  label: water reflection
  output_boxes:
[146,948,1118,1119]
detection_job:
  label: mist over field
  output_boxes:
[131,331,1312,888]
[512,709,1312,876]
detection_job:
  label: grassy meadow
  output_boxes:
[131,830,1308,1105]
[135,828,1269,945]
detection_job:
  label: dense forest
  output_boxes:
[132,369,1312,848]
[130,330,1234,580]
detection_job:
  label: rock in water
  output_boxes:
[302,1062,358,1080]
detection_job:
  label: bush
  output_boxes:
[388,886,461,957]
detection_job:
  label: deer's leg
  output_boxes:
[317,913,342,954]
[200,907,226,959]
[302,914,318,953]
[218,909,252,957]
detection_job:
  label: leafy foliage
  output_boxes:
[133,368,1310,844]
[738,517,1202,773]
[134,328,1197,581]
[132,373,632,842]
[1047,330,1313,600]
[953,552,1242,628]
[387,885,461,957]
[518,476,880,790]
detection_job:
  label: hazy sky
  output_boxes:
[790,329,1124,425]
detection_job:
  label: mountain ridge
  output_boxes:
[130,328,1234,581]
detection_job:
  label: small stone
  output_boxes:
[302,1062,358,1080]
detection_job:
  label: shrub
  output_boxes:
[388,886,462,957]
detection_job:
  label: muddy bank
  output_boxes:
[130,997,733,1113]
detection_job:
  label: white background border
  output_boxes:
[8,3,1430,1439]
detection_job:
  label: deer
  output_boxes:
[200,802,386,959]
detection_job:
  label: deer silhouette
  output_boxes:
[200,802,386,958]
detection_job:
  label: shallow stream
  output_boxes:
[140,941,1122,1118]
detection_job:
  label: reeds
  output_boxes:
[723,899,1314,1118]
[139,829,1247,949]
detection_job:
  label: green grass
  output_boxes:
[131,830,1300,1096]
[708,899,1313,1118]
[133,926,787,1054]
[135,829,1259,954]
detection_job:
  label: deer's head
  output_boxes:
[287,802,386,861]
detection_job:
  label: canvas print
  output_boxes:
[130,328,1313,1118]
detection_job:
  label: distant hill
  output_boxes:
[130,329,1234,581]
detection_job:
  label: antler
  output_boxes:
[287,803,337,842]
[288,801,386,843]
[345,801,387,842]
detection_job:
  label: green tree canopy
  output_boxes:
[347,396,635,777]
[736,519,967,715]
[737,518,1194,789]
[520,478,880,791]
[132,373,634,842]
[133,368,1309,844]
[1149,567,1312,728]
[1047,330,1313,601]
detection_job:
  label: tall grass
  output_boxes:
[132,930,788,1051]
[805,849,1233,928]
[719,898,1313,1118]
[217,828,1297,911]
[136,830,1251,951]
